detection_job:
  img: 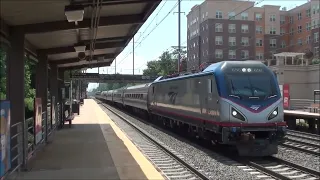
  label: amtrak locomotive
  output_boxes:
[96,61,287,156]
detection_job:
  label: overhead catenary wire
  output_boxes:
[116,0,181,66]
[134,0,257,71]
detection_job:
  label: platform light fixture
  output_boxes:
[74,42,86,52]
[65,5,84,23]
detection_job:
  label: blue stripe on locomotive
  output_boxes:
[205,62,281,111]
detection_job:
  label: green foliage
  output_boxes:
[0,48,7,100]
[143,48,187,76]
[311,58,320,65]
[0,47,35,118]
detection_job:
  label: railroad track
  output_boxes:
[96,100,207,180]
[238,156,320,180]
[281,131,320,156]
[95,98,320,180]
[286,130,320,143]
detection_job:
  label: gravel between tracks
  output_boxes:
[275,146,320,172]
[99,104,257,180]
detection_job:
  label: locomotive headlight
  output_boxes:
[247,68,252,72]
[231,107,245,121]
[268,107,279,120]
[232,111,237,116]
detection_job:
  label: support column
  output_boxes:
[50,64,58,128]
[35,52,48,141]
[7,27,26,168]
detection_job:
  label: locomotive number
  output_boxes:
[207,109,220,116]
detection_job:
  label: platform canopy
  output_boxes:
[0,0,161,70]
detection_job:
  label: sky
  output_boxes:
[87,0,308,91]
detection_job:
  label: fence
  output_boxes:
[1,101,61,180]
[290,99,320,110]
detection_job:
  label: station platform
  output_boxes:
[8,99,164,180]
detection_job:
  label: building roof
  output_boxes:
[0,0,161,70]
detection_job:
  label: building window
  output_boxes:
[280,15,285,24]
[229,50,236,59]
[281,41,286,48]
[229,24,236,33]
[270,39,277,48]
[306,9,311,17]
[306,35,311,44]
[315,46,319,57]
[314,32,319,43]
[289,16,293,23]
[241,12,248,20]
[270,14,276,21]
[241,37,249,46]
[297,12,302,20]
[241,50,249,59]
[280,28,285,35]
[298,38,302,46]
[297,25,302,33]
[256,26,263,34]
[241,24,249,33]
[256,39,263,47]
[256,13,262,21]
[215,23,223,32]
[256,53,264,60]
[289,28,294,35]
[312,19,320,29]
[229,37,236,46]
[215,36,223,45]
[216,11,222,19]
[269,27,276,35]
[215,49,223,59]
[306,22,311,31]
[228,12,235,20]
[312,5,319,15]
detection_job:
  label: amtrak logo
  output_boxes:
[250,105,261,111]
[168,92,178,104]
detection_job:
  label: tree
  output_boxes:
[143,50,179,76]
[0,48,7,100]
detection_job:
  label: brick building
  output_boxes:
[186,0,320,71]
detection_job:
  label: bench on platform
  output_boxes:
[306,103,320,113]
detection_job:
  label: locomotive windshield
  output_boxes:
[225,73,278,100]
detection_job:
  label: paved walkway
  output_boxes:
[9,99,164,180]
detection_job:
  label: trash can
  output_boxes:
[72,99,80,115]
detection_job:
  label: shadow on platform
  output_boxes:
[8,123,149,180]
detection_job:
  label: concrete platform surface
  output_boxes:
[9,99,164,180]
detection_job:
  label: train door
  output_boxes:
[206,75,219,118]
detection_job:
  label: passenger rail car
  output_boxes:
[123,83,150,111]
[96,61,287,156]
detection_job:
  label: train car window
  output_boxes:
[208,79,212,93]
[152,86,155,94]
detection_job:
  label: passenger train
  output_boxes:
[96,61,287,156]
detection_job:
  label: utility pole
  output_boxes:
[114,58,116,74]
[174,0,184,73]
[133,36,135,75]
[132,33,141,75]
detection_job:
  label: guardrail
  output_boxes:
[290,99,320,110]
[1,122,24,180]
